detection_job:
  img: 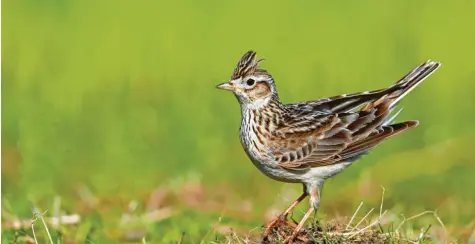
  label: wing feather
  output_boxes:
[273,61,439,170]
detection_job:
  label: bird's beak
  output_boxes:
[216,82,235,91]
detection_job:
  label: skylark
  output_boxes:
[216,51,440,243]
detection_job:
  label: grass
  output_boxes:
[258,189,446,244]
[3,125,475,243]
[2,190,450,243]
[2,0,475,243]
[0,181,459,243]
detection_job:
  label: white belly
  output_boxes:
[299,162,352,183]
[245,143,352,183]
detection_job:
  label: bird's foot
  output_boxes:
[283,228,301,244]
[262,213,297,237]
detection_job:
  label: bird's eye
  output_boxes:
[246,79,255,86]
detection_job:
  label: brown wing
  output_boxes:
[276,101,417,170]
[275,60,439,170]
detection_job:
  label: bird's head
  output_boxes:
[216,51,278,108]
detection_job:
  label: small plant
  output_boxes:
[222,187,447,244]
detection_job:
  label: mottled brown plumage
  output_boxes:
[216,51,440,243]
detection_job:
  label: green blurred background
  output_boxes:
[2,0,475,242]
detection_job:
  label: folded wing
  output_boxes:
[275,61,440,170]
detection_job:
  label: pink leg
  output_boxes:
[284,183,321,243]
[263,192,307,236]
[283,206,314,243]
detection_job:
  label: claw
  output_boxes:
[263,214,286,237]
[262,192,308,237]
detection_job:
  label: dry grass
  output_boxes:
[262,220,402,244]
[220,212,437,244]
[1,183,452,244]
[218,188,445,244]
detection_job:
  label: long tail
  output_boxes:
[360,61,440,120]
[378,60,441,109]
[314,60,441,114]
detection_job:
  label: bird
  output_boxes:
[216,51,440,243]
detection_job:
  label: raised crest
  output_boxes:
[231,51,265,79]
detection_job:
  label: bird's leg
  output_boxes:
[263,192,307,236]
[284,206,314,244]
[280,192,308,221]
[284,183,321,244]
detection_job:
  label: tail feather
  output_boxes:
[361,60,441,111]
[388,60,441,107]
[307,60,441,114]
